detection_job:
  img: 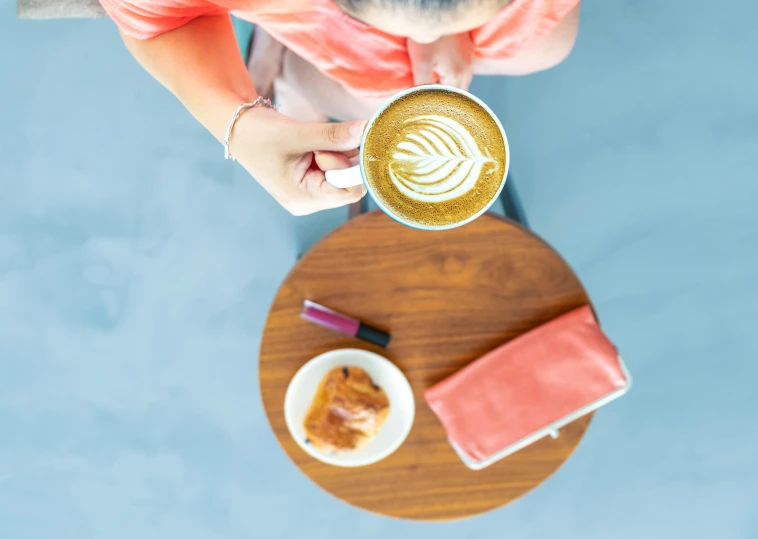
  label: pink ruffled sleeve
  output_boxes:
[472,0,580,60]
[99,0,228,39]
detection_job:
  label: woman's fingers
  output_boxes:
[311,151,367,206]
[313,150,353,171]
[320,178,366,202]
[293,120,366,152]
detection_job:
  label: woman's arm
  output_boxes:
[121,14,257,141]
[473,3,580,76]
[119,14,366,215]
[405,3,580,91]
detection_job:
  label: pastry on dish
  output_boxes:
[303,366,390,453]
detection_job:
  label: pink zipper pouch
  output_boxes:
[424,305,631,470]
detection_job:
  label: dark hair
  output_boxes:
[336,0,471,13]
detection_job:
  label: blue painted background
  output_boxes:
[1,0,756,537]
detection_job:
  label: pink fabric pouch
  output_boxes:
[424,305,631,470]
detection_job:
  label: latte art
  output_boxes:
[362,88,507,228]
[388,116,499,203]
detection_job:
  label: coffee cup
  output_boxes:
[326,85,509,230]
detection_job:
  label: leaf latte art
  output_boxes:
[388,115,498,203]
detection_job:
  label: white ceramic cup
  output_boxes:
[325,84,510,231]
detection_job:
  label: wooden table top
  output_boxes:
[259,211,593,520]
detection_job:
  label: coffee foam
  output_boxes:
[363,89,506,228]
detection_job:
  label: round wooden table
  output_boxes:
[259,211,593,520]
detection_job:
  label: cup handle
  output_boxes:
[325,165,363,189]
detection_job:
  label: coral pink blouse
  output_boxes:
[99,0,579,98]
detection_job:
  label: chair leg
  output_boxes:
[499,174,529,227]
[348,197,370,219]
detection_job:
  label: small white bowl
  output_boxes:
[284,348,415,467]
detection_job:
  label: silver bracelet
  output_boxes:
[223,97,279,161]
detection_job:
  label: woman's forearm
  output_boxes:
[120,14,257,141]
[117,15,366,215]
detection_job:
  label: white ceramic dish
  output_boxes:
[284,348,415,467]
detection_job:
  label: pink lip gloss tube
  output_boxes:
[300,300,391,348]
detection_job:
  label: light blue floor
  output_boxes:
[2,1,757,538]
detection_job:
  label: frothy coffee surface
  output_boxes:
[363,89,506,228]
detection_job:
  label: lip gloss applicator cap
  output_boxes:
[301,300,391,348]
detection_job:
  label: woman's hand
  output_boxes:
[119,15,366,216]
[231,107,367,215]
[407,33,475,90]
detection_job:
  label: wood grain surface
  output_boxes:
[259,211,593,520]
